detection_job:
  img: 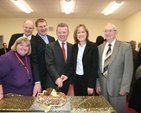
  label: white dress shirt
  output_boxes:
[23,34,32,40]
[76,43,86,75]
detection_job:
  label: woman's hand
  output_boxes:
[0,85,3,100]
[0,93,3,100]
[87,87,94,95]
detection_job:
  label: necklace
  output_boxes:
[15,52,31,82]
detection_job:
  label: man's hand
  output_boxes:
[32,83,42,96]
[61,75,68,82]
[87,87,94,95]
[96,87,101,94]
[119,90,127,96]
[55,77,63,88]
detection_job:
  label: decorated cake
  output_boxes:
[36,87,67,111]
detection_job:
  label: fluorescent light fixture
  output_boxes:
[65,0,72,14]
[102,1,125,15]
[10,0,33,14]
[61,0,75,14]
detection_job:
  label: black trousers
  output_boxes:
[74,74,88,96]
[128,77,141,113]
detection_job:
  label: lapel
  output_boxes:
[73,44,78,64]
[47,35,51,43]
[109,40,121,65]
[66,42,71,64]
[99,43,106,72]
[54,41,62,52]
[54,41,66,64]
[83,42,90,57]
[36,34,46,46]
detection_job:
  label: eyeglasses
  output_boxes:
[104,30,116,33]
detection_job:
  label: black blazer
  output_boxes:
[30,34,55,89]
[8,33,34,51]
[66,41,99,88]
[0,48,8,56]
[45,40,72,94]
[136,48,141,71]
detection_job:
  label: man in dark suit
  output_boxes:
[127,40,138,101]
[45,23,72,95]
[96,23,133,113]
[30,18,55,96]
[8,19,34,51]
[0,43,8,56]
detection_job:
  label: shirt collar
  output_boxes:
[23,34,32,40]
[38,33,47,38]
[106,39,116,47]
[58,40,67,45]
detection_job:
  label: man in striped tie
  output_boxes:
[103,44,112,78]
[96,23,133,113]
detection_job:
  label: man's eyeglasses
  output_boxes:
[104,30,116,33]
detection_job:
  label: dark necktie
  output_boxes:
[103,44,112,78]
[62,42,66,62]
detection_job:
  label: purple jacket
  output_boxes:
[0,51,33,96]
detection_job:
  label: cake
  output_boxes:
[36,87,67,111]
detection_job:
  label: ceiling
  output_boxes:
[0,0,141,20]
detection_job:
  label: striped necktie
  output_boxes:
[103,44,112,78]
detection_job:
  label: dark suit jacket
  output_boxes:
[30,34,55,90]
[136,48,141,71]
[0,48,8,56]
[45,40,72,94]
[66,41,99,88]
[8,33,34,51]
[128,77,141,112]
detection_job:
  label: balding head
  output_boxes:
[23,19,34,36]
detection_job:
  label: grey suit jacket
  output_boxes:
[96,40,133,97]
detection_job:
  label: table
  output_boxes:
[0,94,117,113]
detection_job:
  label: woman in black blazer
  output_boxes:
[66,24,99,96]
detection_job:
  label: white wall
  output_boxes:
[1,9,141,46]
[123,10,141,44]
[0,18,123,44]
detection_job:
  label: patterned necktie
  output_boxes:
[103,44,112,78]
[62,42,66,62]
[4,48,7,53]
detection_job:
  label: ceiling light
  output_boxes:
[65,0,71,14]
[102,1,125,15]
[10,0,33,14]
[61,0,75,14]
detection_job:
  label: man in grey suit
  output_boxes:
[45,23,72,95]
[96,23,133,113]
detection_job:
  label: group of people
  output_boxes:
[0,18,134,113]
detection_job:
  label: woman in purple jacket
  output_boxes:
[0,37,34,100]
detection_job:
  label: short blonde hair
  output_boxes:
[11,37,31,55]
